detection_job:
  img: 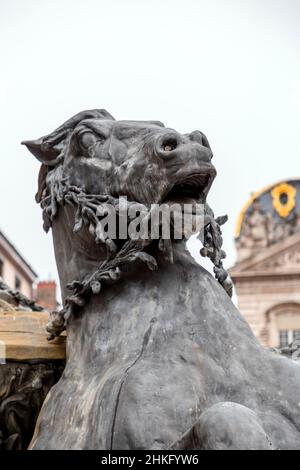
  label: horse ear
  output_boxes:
[22,137,62,166]
[22,108,115,165]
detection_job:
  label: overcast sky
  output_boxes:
[0,0,299,296]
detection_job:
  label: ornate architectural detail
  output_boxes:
[272,183,297,218]
[256,247,300,271]
[236,200,271,251]
[236,180,300,262]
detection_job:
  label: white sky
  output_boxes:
[0,0,299,296]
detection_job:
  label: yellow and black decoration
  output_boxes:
[235,178,300,238]
[271,183,296,218]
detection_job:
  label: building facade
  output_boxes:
[0,230,36,298]
[230,179,300,348]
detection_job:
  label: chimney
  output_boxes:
[35,281,57,311]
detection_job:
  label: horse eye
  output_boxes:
[80,132,97,149]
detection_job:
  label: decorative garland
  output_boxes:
[39,180,233,340]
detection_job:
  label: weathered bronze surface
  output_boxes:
[21,110,300,450]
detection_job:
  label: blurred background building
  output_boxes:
[231,179,300,348]
[0,229,36,298]
[0,228,57,311]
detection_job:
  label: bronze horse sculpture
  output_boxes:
[23,110,300,450]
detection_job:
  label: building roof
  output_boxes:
[233,178,300,265]
[235,178,300,238]
[0,229,37,281]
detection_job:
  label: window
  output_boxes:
[279,330,289,348]
[15,276,21,291]
[0,258,3,277]
[268,303,300,348]
[293,330,300,341]
[279,329,300,348]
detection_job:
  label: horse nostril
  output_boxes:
[189,131,203,145]
[162,138,178,152]
[190,131,210,150]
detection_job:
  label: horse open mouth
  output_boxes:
[164,170,216,206]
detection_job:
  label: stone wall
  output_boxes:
[234,275,300,346]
